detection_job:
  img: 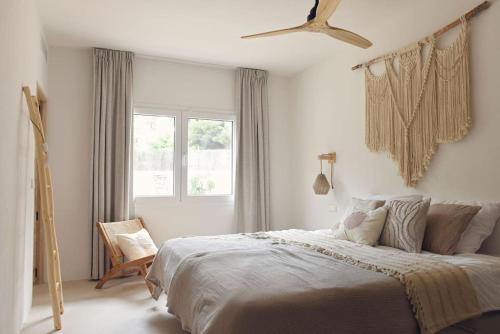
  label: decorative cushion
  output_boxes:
[422,204,481,255]
[380,198,431,253]
[116,228,158,261]
[342,197,386,222]
[333,197,385,240]
[439,201,500,254]
[334,207,388,246]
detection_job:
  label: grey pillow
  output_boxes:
[380,198,431,253]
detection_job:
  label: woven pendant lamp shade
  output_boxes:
[313,173,330,195]
[313,153,335,195]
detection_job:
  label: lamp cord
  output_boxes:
[331,162,334,189]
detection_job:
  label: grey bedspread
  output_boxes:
[147,234,420,334]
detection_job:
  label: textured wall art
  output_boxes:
[364,18,471,187]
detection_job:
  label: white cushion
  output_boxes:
[116,229,158,261]
[334,207,388,246]
[341,197,386,221]
[438,201,500,254]
[334,197,385,230]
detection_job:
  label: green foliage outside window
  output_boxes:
[151,135,173,151]
[188,119,230,150]
[150,119,230,152]
[190,176,215,195]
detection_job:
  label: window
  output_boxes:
[133,108,235,201]
[186,118,234,196]
[133,114,176,197]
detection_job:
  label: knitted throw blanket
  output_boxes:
[254,230,481,334]
[365,18,471,187]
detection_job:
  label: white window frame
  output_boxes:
[133,107,182,203]
[132,106,236,205]
[181,110,236,204]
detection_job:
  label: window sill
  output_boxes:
[133,195,235,207]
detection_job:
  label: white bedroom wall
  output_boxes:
[47,47,93,282]
[0,0,48,332]
[133,57,236,243]
[288,0,500,231]
[46,49,293,280]
[134,57,294,241]
[267,74,295,230]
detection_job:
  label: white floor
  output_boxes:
[22,277,188,334]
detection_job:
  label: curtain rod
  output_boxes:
[351,1,491,71]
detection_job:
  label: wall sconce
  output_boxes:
[313,152,336,195]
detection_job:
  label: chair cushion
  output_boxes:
[102,219,144,249]
[116,229,158,261]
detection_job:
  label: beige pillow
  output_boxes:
[423,204,481,255]
[335,197,385,229]
[335,207,388,246]
[380,198,431,253]
[444,201,500,254]
[116,229,158,261]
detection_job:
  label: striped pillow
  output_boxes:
[380,198,431,253]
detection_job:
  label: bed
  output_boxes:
[146,229,500,334]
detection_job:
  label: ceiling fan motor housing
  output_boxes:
[307,0,320,21]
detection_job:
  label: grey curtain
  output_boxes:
[91,48,134,280]
[235,68,270,233]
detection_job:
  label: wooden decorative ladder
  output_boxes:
[23,86,64,330]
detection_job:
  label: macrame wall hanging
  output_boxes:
[366,19,470,187]
[353,2,490,187]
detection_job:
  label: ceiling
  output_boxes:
[37,0,476,76]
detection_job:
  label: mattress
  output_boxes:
[146,230,500,334]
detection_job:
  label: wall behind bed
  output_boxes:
[46,48,294,281]
[287,0,500,244]
[134,57,294,242]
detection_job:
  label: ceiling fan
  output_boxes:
[241,0,372,49]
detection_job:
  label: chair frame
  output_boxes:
[95,217,155,292]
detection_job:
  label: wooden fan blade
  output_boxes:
[322,26,372,48]
[241,25,306,39]
[314,0,341,23]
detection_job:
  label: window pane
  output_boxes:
[187,118,233,196]
[133,114,175,197]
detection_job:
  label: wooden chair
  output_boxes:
[95,217,155,292]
